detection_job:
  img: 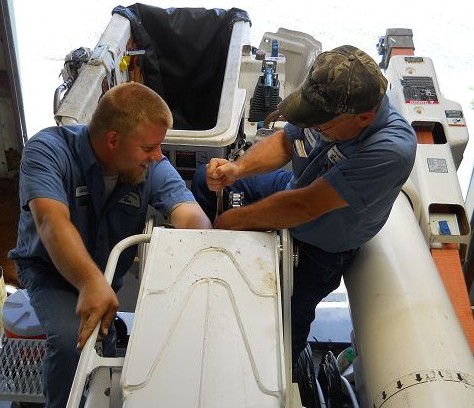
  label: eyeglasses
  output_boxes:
[312,114,357,135]
[313,123,336,134]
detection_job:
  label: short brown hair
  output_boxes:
[88,82,173,138]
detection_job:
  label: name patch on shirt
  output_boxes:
[75,185,89,197]
[327,145,347,166]
[303,128,316,149]
[118,192,141,208]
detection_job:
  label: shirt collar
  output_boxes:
[78,126,102,175]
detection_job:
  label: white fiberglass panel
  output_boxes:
[121,228,285,407]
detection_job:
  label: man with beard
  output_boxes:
[8,82,212,408]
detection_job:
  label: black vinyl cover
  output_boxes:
[113,4,251,130]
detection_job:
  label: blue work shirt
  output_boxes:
[284,96,417,252]
[9,125,195,287]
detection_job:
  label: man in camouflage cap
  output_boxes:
[279,45,388,127]
[192,45,416,367]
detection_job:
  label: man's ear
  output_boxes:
[356,111,376,127]
[106,130,119,149]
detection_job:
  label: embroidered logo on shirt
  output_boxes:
[75,185,89,197]
[118,192,141,208]
[303,128,316,148]
[327,145,347,167]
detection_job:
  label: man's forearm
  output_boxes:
[215,189,311,231]
[170,202,213,229]
[38,218,104,290]
[30,199,104,290]
[215,177,348,231]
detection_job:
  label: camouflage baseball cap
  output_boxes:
[278,45,388,128]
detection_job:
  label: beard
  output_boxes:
[118,167,147,186]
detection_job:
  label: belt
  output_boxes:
[340,247,360,260]
[294,240,359,260]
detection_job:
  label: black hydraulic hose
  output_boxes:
[53,77,74,115]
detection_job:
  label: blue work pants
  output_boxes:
[16,260,116,408]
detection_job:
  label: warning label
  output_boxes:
[445,110,466,127]
[402,76,438,104]
[427,158,448,173]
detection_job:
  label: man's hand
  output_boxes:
[206,158,240,191]
[75,274,119,349]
